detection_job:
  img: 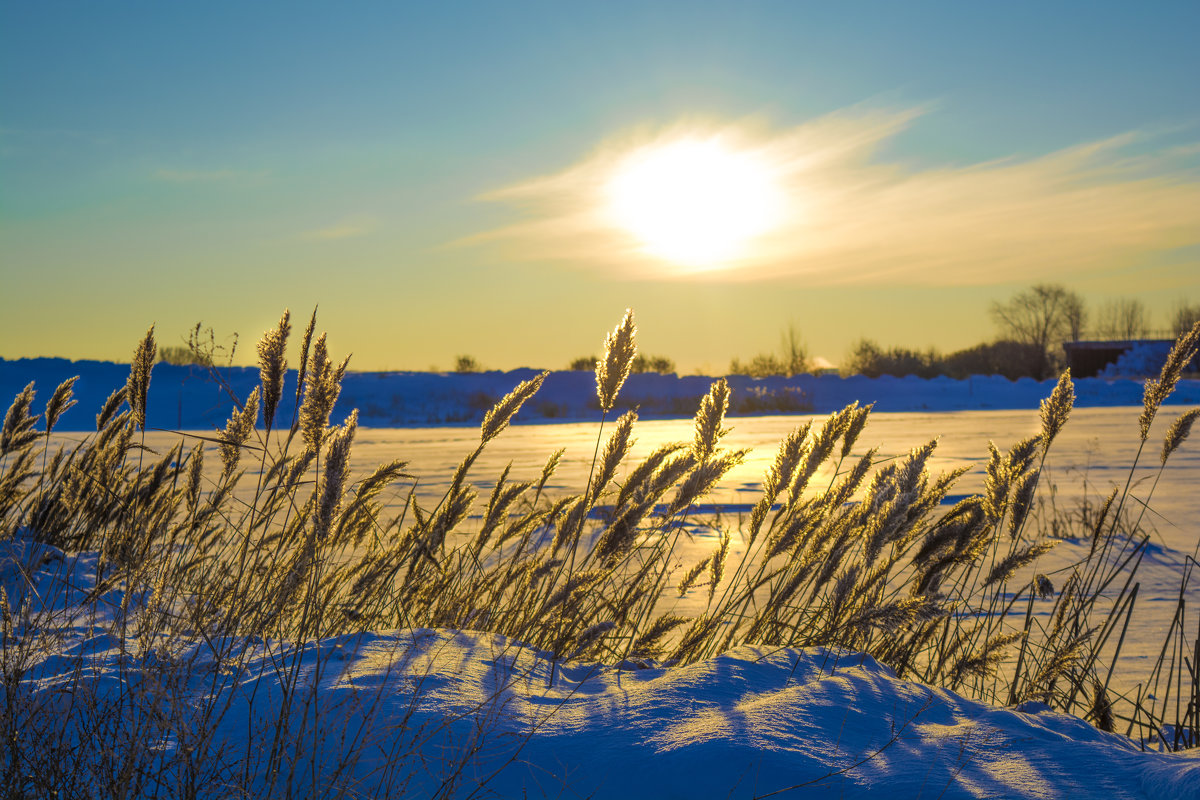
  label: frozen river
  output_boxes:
[46,405,1199,688]
[343,406,1198,541]
[53,404,1197,584]
[339,406,1200,690]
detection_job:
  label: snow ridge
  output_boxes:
[3,357,1197,431]
[6,541,1197,800]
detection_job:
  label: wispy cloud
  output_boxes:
[465,107,1200,285]
[301,217,378,241]
[154,167,269,183]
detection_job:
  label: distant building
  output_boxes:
[1062,339,1198,378]
[809,355,840,376]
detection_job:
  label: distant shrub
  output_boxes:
[158,345,209,366]
[571,354,674,374]
[940,340,1045,380]
[732,386,812,414]
[1172,301,1200,338]
[465,390,497,412]
[631,354,675,374]
[158,323,239,367]
[845,339,1044,380]
[843,340,940,379]
[535,399,568,418]
[729,325,809,377]
[454,355,483,373]
[568,356,597,371]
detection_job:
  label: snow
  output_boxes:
[2,357,1197,432]
[7,540,1198,800]
[5,358,1200,797]
[1100,342,1180,379]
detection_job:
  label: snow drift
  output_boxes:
[7,537,1198,800]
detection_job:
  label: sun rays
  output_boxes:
[467,109,1200,285]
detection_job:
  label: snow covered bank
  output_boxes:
[6,539,1197,800]
[3,357,1197,431]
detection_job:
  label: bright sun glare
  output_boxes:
[605,138,785,269]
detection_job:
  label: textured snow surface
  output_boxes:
[3,357,1197,431]
[7,542,1198,800]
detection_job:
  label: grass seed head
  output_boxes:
[44,377,78,435]
[257,309,290,432]
[1008,467,1040,538]
[299,333,344,452]
[481,371,548,444]
[1039,370,1073,449]
[1089,680,1115,733]
[126,325,156,431]
[314,409,358,542]
[692,378,730,463]
[1007,434,1043,474]
[96,386,127,431]
[596,309,637,412]
[983,541,1054,588]
[1140,321,1200,440]
[1,382,39,455]
[708,531,731,602]
[295,307,318,412]
[841,402,873,459]
[677,557,712,597]
[1160,407,1200,465]
[535,447,567,499]
[219,387,259,478]
[184,442,204,513]
[590,409,637,498]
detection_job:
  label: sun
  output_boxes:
[605,137,785,269]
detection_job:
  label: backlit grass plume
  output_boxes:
[1039,369,1074,449]
[293,307,318,423]
[257,309,290,432]
[219,387,260,478]
[481,371,548,444]
[314,409,358,542]
[126,325,156,431]
[1140,320,1200,440]
[0,382,38,456]
[43,377,77,435]
[298,332,350,452]
[1161,408,1200,465]
[692,377,730,463]
[595,309,636,412]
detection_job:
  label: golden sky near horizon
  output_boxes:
[2,3,1198,372]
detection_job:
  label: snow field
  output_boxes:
[3,355,1200,798]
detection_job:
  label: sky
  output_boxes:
[2,1,1199,373]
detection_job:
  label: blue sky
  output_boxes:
[2,1,1198,371]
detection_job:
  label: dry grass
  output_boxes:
[1,312,1198,797]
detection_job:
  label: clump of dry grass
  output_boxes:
[0,310,1197,798]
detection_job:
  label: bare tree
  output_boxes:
[1096,298,1149,340]
[779,323,809,376]
[1063,293,1087,342]
[989,284,1085,379]
[729,323,809,377]
[1170,300,1200,338]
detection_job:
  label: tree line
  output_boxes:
[848,285,1200,381]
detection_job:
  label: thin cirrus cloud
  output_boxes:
[465,107,1200,285]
